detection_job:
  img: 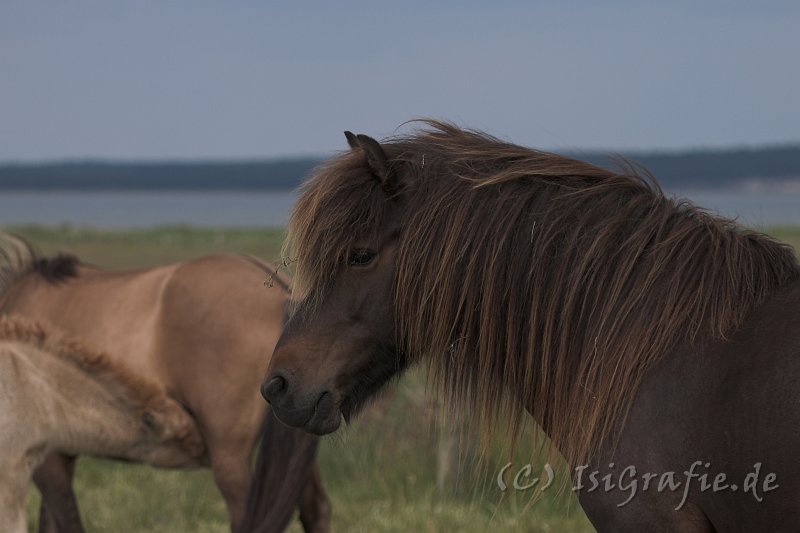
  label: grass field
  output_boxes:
[8,224,800,533]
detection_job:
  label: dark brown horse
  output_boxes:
[263,121,800,532]
[0,234,330,533]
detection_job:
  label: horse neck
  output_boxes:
[7,340,147,456]
[404,178,799,468]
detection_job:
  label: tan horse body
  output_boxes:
[0,236,329,532]
[0,316,205,533]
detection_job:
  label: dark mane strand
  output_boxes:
[32,254,80,283]
[1,233,81,295]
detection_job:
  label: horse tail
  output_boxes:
[0,232,38,299]
[238,409,319,533]
[236,254,318,532]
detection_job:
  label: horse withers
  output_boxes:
[263,122,800,532]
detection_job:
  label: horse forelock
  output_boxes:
[286,120,800,467]
[284,151,392,309]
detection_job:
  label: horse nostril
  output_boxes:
[261,375,287,403]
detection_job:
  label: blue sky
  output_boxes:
[1,1,798,160]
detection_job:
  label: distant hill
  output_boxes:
[0,145,798,191]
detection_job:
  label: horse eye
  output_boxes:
[347,249,377,267]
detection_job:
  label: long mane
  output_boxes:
[0,232,80,299]
[286,120,800,466]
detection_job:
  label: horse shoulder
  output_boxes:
[589,278,800,529]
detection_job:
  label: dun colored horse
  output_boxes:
[0,234,330,533]
[263,122,800,532]
[0,315,206,533]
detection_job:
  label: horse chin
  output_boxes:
[342,350,407,422]
[302,390,343,436]
[338,378,393,425]
[270,402,341,435]
[304,412,342,435]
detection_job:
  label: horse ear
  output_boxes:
[344,131,359,150]
[355,134,396,192]
[343,131,397,194]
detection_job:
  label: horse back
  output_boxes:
[0,254,288,402]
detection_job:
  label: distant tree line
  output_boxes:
[0,159,320,191]
[577,144,800,188]
[0,145,798,191]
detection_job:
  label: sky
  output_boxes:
[1,1,798,161]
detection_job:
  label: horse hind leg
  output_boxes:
[32,454,85,533]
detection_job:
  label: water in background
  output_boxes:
[0,191,296,228]
[0,189,798,228]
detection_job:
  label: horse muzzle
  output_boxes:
[261,372,342,435]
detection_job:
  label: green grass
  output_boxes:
[11,224,287,270]
[8,224,800,532]
[767,226,800,252]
